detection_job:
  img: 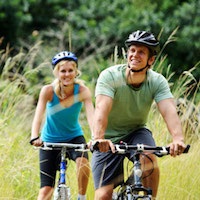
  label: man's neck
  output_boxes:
[125,67,147,88]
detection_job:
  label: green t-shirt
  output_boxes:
[95,64,173,143]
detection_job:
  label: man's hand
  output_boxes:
[168,139,186,157]
[91,139,116,153]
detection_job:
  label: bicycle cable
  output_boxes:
[127,152,154,181]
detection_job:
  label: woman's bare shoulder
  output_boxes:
[40,84,54,101]
[78,84,92,101]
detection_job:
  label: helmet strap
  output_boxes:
[128,64,150,72]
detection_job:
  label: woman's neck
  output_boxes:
[60,83,75,99]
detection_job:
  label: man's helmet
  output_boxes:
[51,51,78,68]
[125,30,160,55]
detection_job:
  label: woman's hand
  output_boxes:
[30,136,43,147]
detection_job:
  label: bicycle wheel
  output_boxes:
[53,184,70,200]
[112,192,128,200]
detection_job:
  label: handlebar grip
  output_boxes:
[183,144,190,153]
[166,144,190,154]
[90,141,99,152]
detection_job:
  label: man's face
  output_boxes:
[127,44,154,71]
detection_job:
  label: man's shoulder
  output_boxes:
[148,69,167,81]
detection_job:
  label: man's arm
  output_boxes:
[93,94,115,152]
[157,98,186,157]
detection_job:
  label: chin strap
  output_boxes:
[128,64,149,72]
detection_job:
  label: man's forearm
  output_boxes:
[93,113,108,140]
[164,110,184,142]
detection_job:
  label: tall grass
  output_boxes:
[0,38,199,200]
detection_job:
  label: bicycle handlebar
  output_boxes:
[91,142,190,157]
[35,142,89,152]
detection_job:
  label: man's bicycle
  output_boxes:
[92,142,190,200]
[39,142,89,200]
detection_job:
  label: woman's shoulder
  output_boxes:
[40,84,54,101]
[78,84,92,101]
[41,84,53,93]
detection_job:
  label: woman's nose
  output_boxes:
[64,71,70,76]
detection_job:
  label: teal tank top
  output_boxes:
[41,84,83,142]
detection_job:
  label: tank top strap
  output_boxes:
[74,84,80,103]
[52,81,56,89]
[50,81,59,104]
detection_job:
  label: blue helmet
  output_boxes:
[51,51,78,68]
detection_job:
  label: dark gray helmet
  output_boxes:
[125,30,160,55]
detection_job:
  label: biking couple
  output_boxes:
[31,30,186,200]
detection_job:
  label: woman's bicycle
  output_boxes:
[38,142,89,200]
[91,142,190,200]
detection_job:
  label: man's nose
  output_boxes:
[132,51,139,57]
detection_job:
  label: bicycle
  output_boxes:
[38,142,89,200]
[91,142,190,200]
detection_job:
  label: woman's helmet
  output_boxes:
[125,30,160,55]
[51,51,78,68]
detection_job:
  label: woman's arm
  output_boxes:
[31,85,53,146]
[79,85,94,132]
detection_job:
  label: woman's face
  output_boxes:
[58,62,77,87]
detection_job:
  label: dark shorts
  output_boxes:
[39,136,88,188]
[91,128,156,189]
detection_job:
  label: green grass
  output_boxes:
[157,141,200,200]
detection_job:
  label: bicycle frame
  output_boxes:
[105,143,190,200]
[53,146,71,200]
[37,142,88,200]
[114,152,152,200]
[60,147,67,184]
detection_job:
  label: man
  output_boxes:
[91,30,186,200]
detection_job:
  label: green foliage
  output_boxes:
[1,0,200,81]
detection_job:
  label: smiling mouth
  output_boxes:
[130,59,140,63]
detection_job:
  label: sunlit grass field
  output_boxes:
[0,41,199,199]
[0,111,199,200]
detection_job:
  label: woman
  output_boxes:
[30,51,94,200]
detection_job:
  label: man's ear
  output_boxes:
[148,56,155,66]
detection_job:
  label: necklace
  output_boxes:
[60,84,74,100]
[60,85,67,99]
